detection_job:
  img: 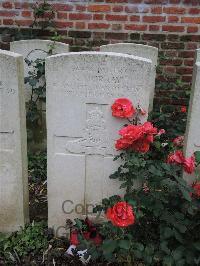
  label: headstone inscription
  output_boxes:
[100,43,158,110]
[46,52,152,232]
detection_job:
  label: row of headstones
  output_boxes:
[10,41,158,151]
[0,40,199,233]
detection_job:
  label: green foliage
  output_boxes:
[25,56,46,123]
[24,43,57,142]
[0,222,48,264]
[150,106,187,140]
[153,77,190,139]
[21,0,63,143]
[28,151,47,182]
[83,137,200,265]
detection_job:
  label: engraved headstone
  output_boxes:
[184,61,200,182]
[0,50,29,232]
[46,52,152,232]
[100,43,158,110]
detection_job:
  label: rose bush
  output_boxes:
[71,98,200,266]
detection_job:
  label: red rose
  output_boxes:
[115,138,131,150]
[173,136,184,147]
[167,150,195,175]
[119,125,143,142]
[167,150,185,164]
[141,122,158,135]
[111,98,135,118]
[131,138,151,153]
[181,106,187,113]
[115,122,158,153]
[192,182,200,198]
[183,154,195,174]
[106,202,135,227]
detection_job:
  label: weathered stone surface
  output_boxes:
[0,50,29,232]
[10,40,69,150]
[184,61,200,182]
[46,52,152,232]
[100,43,158,110]
[10,39,69,101]
[195,48,200,62]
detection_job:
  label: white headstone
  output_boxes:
[183,61,200,182]
[10,40,69,102]
[195,48,200,63]
[0,50,29,232]
[46,52,152,232]
[100,43,158,110]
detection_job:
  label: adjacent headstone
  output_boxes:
[195,48,200,62]
[100,43,158,110]
[10,40,69,150]
[0,50,29,232]
[183,61,200,183]
[46,52,152,232]
[10,39,69,102]
[10,40,69,77]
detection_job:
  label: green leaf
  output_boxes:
[174,230,184,243]
[195,151,200,164]
[179,186,192,202]
[118,240,131,250]
[163,227,173,239]
[163,255,173,266]
[134,250,142,259]
[133,242,144,252]
[194,242,200,251]
[102,240,118,254]
[172,247,184,261]
[161,241,170,255]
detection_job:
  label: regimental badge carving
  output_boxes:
[65,106,113,156]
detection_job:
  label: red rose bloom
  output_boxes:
[192,182,200,198]
[115,122,158,153]
[131,137,152,153]
[167,150,185,164]
[141,122,158,135]
[183,154,195,174]
[181,106,187,113]
[173,136,184,147]
[167,150,195,174]
[119,124,143,142]
[106,202,135,227]
[111,98,135,118]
